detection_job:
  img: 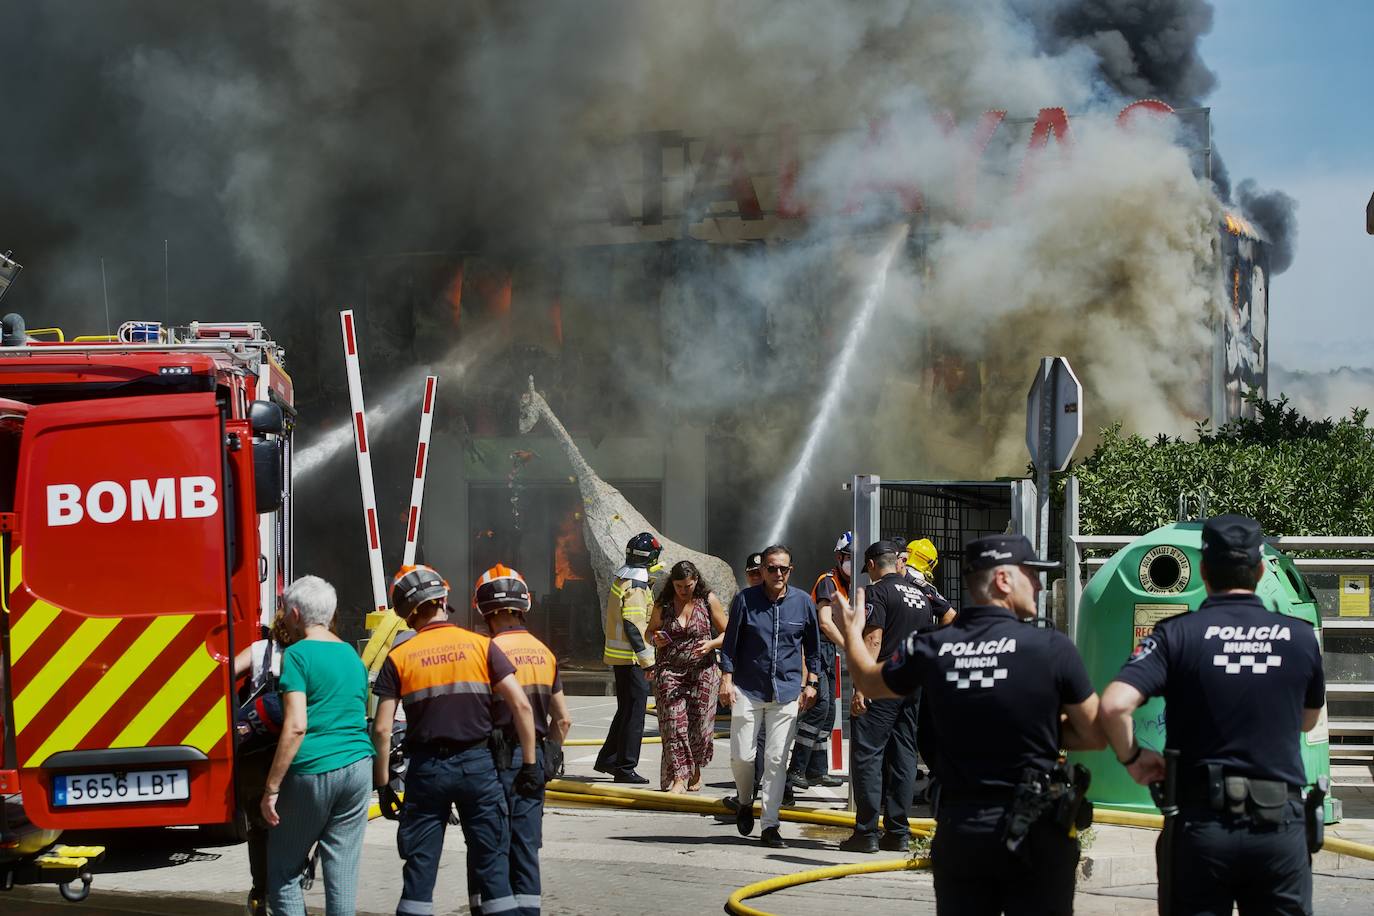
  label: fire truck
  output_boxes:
[0,307,294,846]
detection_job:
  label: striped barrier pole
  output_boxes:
[339,309,388,612]
[830,653,845,773]
[401,375,437,567]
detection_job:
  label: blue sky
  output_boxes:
[1200,0,1374,373]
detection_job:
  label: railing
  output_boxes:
[1062,476,1374,760]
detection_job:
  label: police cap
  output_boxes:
[864,539,899,562]
[963,534,1061,573]
[745,552,763,572]
[1201,514,1264,567]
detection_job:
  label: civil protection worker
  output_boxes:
[838,535,1105,914]
[594,532,661,784]
[476,564,573,916]
[906,538,956,625]
[371,565,539,916]
[841,539,935,853]
[1100,514,1326,915]
[785,531,852,794]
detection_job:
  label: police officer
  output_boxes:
[476,564,573,916]
[786,532,852,794]
[840,539,935,853]
[838,535,1105,912]
[595,532,661,784]
[906,538,956,625]
[1100,514,1326,915]
[371,565,539,916]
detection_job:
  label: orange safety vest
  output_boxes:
[493,627,561,738]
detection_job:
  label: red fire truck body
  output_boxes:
[0,321,293,831]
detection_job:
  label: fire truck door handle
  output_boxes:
[259,555,268,583]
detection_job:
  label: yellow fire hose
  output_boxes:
[540,781,1374,916]
[726,858,932,916]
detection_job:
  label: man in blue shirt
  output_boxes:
[720,544,821,849]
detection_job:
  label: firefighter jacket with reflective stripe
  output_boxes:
[492,627,563,739]
[604,577,655,668]
[373,621,516,746]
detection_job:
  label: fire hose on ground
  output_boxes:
[536,780,1374,916]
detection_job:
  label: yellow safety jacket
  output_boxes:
[603,575,655,669]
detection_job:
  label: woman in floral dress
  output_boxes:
[648,561,729,793]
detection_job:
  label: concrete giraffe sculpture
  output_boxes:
[518,377,739,613]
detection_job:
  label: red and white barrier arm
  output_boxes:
[339,309,388,612]
[402,375,437,568]
[830,652,845,773]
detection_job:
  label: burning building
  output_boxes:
[286,99,1271,672]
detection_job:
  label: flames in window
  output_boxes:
[554,509,590,590]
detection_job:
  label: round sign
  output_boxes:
[1139,545,1191,595]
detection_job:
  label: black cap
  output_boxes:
[1201,514,1264,567]
[963,534,1061,573]
[864,539,899,562]
[745,552,763,571]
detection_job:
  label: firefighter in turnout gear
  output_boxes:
[595,533,662,783]
[906,538,956,625]
[475,564,573,916]
[1101,515,1326,915]
[371,565,539,916]
[786,532,851,793]
[838,535,1106,914]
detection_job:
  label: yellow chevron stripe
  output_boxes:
[24,615,193,767]
[110,644,221,749]
[13,617,120,733]
[9,599,61,663]
[182,700,229,753]
[8,545,21,595]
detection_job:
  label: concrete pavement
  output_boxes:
[6,695,1374,914]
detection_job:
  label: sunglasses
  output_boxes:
[765,564,792,574]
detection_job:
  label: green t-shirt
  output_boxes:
[278,640,375,775]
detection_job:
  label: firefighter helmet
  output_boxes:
[474,564,531,616]
[624,532,663,570]
[391,565,450,619]
[907,538,939,578]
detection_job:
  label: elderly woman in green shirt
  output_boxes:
[260,576,374,916]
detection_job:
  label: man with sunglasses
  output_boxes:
[719,544,821,849]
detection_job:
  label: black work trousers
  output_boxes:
[1168,801,1311,915]
[850,693,919,838]
[932,803,1078,915]
[595,664,648,776]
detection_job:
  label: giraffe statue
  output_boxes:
[518,377,738,612]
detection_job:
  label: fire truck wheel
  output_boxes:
[58,874,93,903]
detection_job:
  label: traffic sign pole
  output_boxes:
[1026,356,1084,621]
[1036,358,1054,615]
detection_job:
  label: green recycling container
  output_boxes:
[1069,522,1334,819]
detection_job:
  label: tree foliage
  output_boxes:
[1074,396,1374,537]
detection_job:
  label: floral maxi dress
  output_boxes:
[654,598,721,789]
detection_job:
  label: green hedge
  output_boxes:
[1073,397,1374,538]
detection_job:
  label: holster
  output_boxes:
[1004,762,1091,855]
[490,729,513,771]
[1305,776,1328,854]
[1207,763,1290,826]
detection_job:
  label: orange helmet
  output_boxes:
[473,564,531,616]
[391,564,450,619]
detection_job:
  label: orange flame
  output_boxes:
[444,263,465,327]
[554,509,587,589]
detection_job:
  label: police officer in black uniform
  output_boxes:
[1101,514,1326,915]
[838,534,1105,914]
[840,539,935,853]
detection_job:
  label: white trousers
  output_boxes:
[730,692,801,830]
